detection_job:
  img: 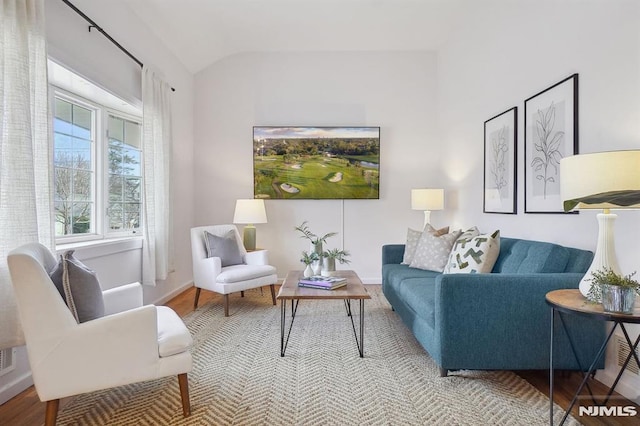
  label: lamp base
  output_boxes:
[423,210,432,230]
[580,213,620,300]
[242,225,256,251]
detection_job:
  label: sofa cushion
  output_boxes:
[492,238,570,273]
[402,225,449,265]
[49,250,105,323]
[444,230,501,274]
[410,230,462,272]
[397,277,438,328]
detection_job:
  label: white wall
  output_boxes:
[0,0,196,404]
[194,51,443,282]
[437,0,640,402]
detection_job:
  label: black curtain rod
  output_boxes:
[61,0,176,92]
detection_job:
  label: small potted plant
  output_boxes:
[295,221,338,273]
[322,248,351,275]
[300,251,320,278]
[294,221,338,256]
[588,268,639,314]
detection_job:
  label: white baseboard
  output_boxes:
[151,280,195,306]
[595,369,640,404]
[0,371,33,405]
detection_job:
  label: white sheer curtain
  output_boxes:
[0,0,53,349]
[141,66,173,286]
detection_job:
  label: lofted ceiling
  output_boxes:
[121,0,475,74]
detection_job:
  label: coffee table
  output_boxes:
[277,270,371,357]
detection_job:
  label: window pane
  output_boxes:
[124,178,141,202]
[53,168,71,201]
[108,144,124,175]
[108,115,124,143]
[124,120,141,149]
[53,96,94,237]
[54,133,72,150]
[55,98,72,120]
[124,203,140,229]
[72,104,92,139]
[72,203,92,234]
[73,170,92,200]
[109,175,124,202]
[54,201,71,236]
[123,148,141,176]
[108,203,124,231]
[73,149,92,170]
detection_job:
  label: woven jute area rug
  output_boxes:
[57,286,579,425]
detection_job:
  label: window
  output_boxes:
[107,115,142,232]
[53,97,95,236]
[52,85,142,242]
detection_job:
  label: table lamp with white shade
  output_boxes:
[560,150,640,299]
[233,199,267,251]
[411,188,444,229]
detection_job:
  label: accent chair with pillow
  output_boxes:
[190,224,278,316]
[7,243,193,426]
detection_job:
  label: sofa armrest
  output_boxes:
[382,244,405,265]
[102,282,143,315]
[434,273,605,369]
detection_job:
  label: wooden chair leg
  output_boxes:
[178,373,191,417]
[193,288,201,309]
[270,284,276,305]
[240,291,245,298]
[224,294,229,317]
[45,399,59,426]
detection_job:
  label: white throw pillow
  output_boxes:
[402,225,449,265]
[409,229,462,272]
[444,230,501,274]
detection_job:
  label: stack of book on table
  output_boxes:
[298,275,347,290]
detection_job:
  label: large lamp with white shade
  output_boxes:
[560,150,640,299]
[233,199,267,251]
[411,188,444,229]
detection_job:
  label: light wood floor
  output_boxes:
[1,285,638,425]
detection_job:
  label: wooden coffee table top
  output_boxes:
[277,270,371,300]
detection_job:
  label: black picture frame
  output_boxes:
[524,74,579,213]
[484,107,518,214]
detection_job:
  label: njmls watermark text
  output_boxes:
[578,406,638,417]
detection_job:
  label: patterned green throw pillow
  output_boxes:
[444,230,501,274]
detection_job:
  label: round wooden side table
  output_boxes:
[546,289,640,425]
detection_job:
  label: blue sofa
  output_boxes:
[382,237,606,376]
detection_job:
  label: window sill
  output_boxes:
[56,236,143,261]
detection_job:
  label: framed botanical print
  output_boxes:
[524,74,579,213]
[484,107,517,214]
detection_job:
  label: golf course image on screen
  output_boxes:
[253,126,380,199]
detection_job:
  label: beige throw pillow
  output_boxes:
[444,230,501,274]
[409,229,462,272]
[402,225,449,265]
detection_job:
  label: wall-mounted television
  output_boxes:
[253,126,380,199]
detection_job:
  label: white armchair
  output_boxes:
[191,225,278,316]
[7,243,193,426]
